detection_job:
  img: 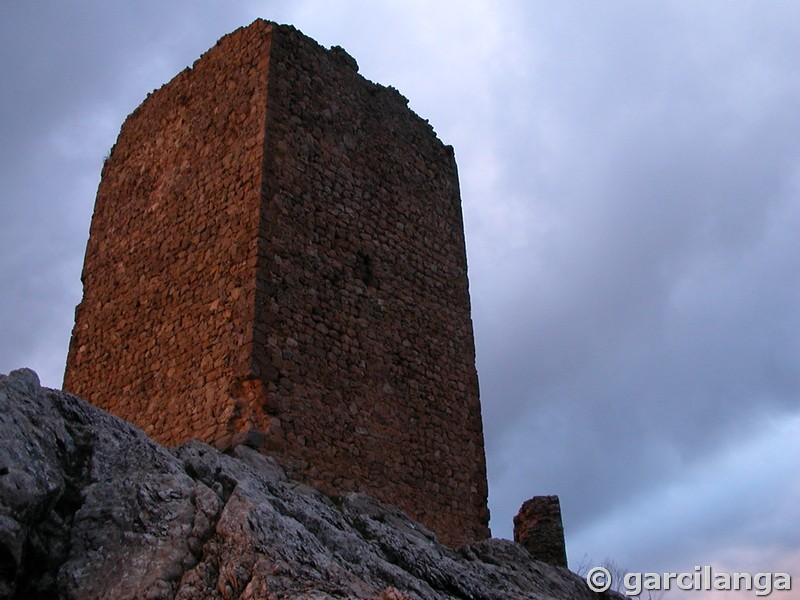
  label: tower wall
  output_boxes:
[65,20,489,546]
[65,22,273,446]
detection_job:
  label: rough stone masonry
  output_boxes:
[514,496,568,568]
[64,20,489,546]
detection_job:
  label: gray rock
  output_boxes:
[0,369,612,599]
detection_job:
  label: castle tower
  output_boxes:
[64,20,489,546]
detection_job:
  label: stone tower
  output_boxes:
[64,20,489,546]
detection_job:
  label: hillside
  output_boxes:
[0,367,610,599]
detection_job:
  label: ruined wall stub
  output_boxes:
[514,496,568,568]
[64,20,490,546]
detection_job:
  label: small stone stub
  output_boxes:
[513,495,568,568]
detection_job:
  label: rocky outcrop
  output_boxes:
[1,368,603,599]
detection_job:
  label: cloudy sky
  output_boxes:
[2,1,799,595]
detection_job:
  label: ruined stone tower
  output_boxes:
[64,20,489,546]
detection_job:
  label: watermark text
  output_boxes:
[586,565,792,596]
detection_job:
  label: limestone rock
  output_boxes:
[1,368,606,599]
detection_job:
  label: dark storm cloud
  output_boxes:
[449,2,800,574]
[286,3,800,576]
[0,1,291,385]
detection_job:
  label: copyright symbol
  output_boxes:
[586,566,612,592]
